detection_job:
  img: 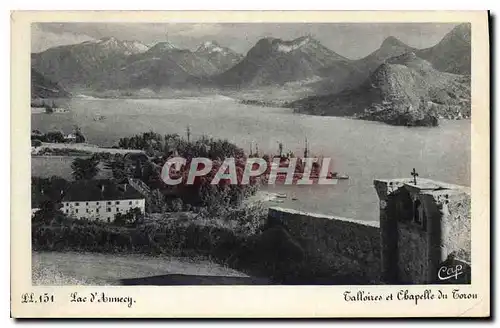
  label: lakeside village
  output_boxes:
[32,127,348,218]
[31,99,70,114]
[31,127,86,150]
[31,127,350,283]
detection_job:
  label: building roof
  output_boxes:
[61,179,144,202]
[32,177,69,208]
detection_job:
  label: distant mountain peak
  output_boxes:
[453,23,472,34]
[147,41,177,53]
[215,35,348,87]
[96,37,121,48]
[247,36,323,56]
[444,23,471,43]
[196,41,227,54]
[294,35,315,43]
[380,36,409,48]
[274,36,317,53]
[122,40,149,53]
[415,23,471,75]
[77,37,148,54]
[80,37,118,46]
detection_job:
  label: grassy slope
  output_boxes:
[31,69,70,99]
[32,251,248,285]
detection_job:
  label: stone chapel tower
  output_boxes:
[374,178,471,284]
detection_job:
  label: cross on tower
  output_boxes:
[411,168,419,185]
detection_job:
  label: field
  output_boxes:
[32,251,251,285]
[31,156,112,180]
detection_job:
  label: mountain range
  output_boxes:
[286,24,471,126]
[32,24,470,92]
[31,37,149,90]
[32,37,244,91]
[31,23,471,126]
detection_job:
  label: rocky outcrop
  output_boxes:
[288,52,470,127]
[356,102,439,127]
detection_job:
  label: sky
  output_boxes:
[32,22,460,59]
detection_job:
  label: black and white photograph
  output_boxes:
[28,20,475,288]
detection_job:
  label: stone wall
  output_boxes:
[267,207,381,284]
[397,224,428,283]
[421,187,471,282]
[260,178,470,285]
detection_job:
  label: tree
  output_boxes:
[186,125,191,143]
[170,198,184,212]
[71,157,100,180]
[44,103,54,114]
[104,158,128,181]
[46,131,65,143]
[114,207,143,226]
[128,207,144,225]
[74,126,86,143]
[31,139,42,147]
[141,161,154,184]
[32,200,66,225]
[113,213,127,226]
[133,158,143,179]
[150,188,167,213]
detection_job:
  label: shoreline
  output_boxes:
[32,142,145,155]
[244,191,279,205]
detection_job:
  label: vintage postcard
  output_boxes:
[11,11,490,318]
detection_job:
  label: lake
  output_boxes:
[32,95,470,221]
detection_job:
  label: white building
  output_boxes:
[64,133,77,143]
[59,180,145,222]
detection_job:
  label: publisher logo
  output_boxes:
[438,264,463,281]
[436,258,471,284]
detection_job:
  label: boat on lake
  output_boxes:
[331,172,349,180]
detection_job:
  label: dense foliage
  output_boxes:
[113,207,144,226]
[71,156,100,180]
[117,131,245,160]
[32,204,266,261]
[113,131,256,208]
[31,127,86,144]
